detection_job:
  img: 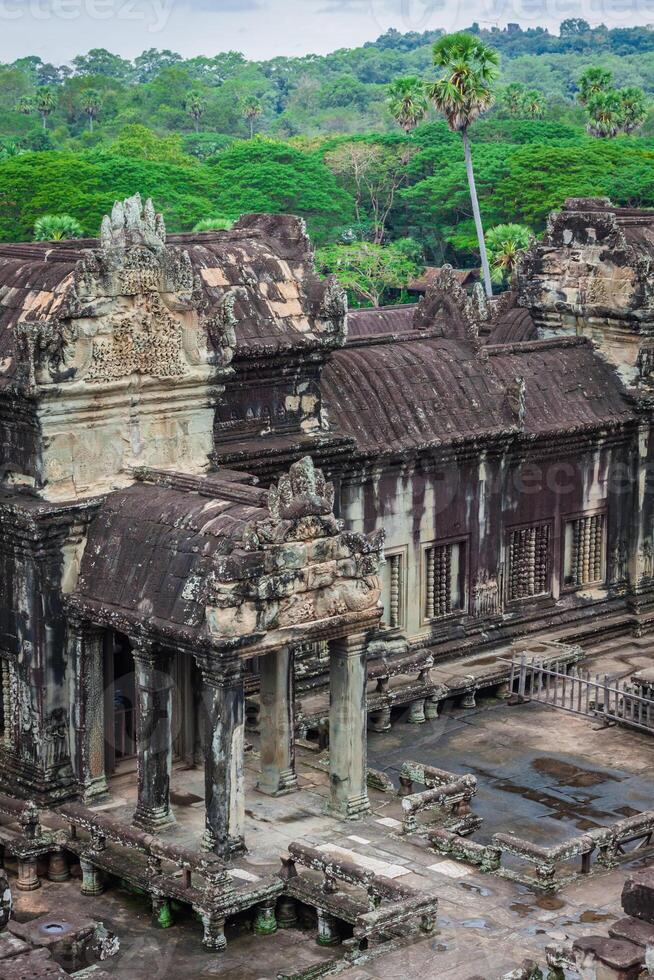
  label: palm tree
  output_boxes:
[486,223,531,285]
[34,214,84,241]
[426,32,499,297]
[16,96,34,117]
[577,67,612,106]
[586,90,623,138]
[35,88,57,131]
[241,96,262,139]
[502,82,526,116]
[387,77,429,132]
[523,89,545,119]
[81,89,102,132]
[618,86,649,134]
[185,90,206,134]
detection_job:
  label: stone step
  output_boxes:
[609,915,654,948]
[622,868,654,924]
[572,935,644,980]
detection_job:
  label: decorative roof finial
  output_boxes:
[100,193,166,250]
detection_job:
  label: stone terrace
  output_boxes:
[6,634,653,979]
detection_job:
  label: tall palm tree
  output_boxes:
[618,87,649,134]
[35,88,57,131]
[426,32,499,297]
[81,89,102,132]
[577,67,612,106]
[241,96,262,139]
[185,90,206,134]
[387,77,429,132]
[586,90,623,138]
[502,82,526,116]
[16,96,34,117]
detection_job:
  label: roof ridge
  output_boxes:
[486,336,589,356]
[131,467,268,508]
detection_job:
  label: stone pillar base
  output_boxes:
[316,909,340,946]
[133,804,175,834]
[257,768,299,797]
[424,697,440,720]
[47,851,70,883]
[80,776,109,805]
[331,793,371,822]
[201,829,246,859]
[368,707,392,732]
[253,899,278,936]
[152,895,174,929]
[80,859,103,897]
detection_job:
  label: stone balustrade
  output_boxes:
[279,842,438,958]
[57,802,283,947]
[399,761,481,836]
[430,811,654,890]
[0,795,57,892]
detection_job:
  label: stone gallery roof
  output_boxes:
[321,337,514,455]
[321,333,635,457]
[486,307,538,345]
[487,338,635,434]
[0,209,345,392]
[69,458,384,651]
[408,266,479,293]
[347,305,415,339]
[75,479,265,633]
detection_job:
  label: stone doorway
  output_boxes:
[103,632,137,777]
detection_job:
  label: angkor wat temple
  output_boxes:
[0,195,653,975]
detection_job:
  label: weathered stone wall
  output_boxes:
[339,436,635,646]
[518,198,654,387]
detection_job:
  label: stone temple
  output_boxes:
[0,194,653,979]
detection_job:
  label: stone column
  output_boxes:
[132,644,175,833]
[257,646,298,796]
[328,633,370,820]
[68,619,108,803]
[196,657,246,858]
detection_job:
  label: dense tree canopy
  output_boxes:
[0,22,653,307]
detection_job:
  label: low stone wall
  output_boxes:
[279,842,438,966]
[398,761,481,837]
[429,811,654,891]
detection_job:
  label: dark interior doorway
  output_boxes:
[104,632,137,776]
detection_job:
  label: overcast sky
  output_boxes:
[1,0,653,64]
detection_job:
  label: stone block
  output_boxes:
[9,913,99,973]
[0,948,70,979]
[0,931,32,960]
[572,935,643,980]
[622,869,654,924]
[609,916,654,948]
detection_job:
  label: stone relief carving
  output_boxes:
[637,539,654,584]
[44,707,70,769]
[609,540,629,585]
[268,456,335,521]
[85,295,188,382]
[505,376,527,430]
[472,569,501,617]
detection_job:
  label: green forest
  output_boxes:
[1,19,653,304]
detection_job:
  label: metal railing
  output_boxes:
[509,654,654,734]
